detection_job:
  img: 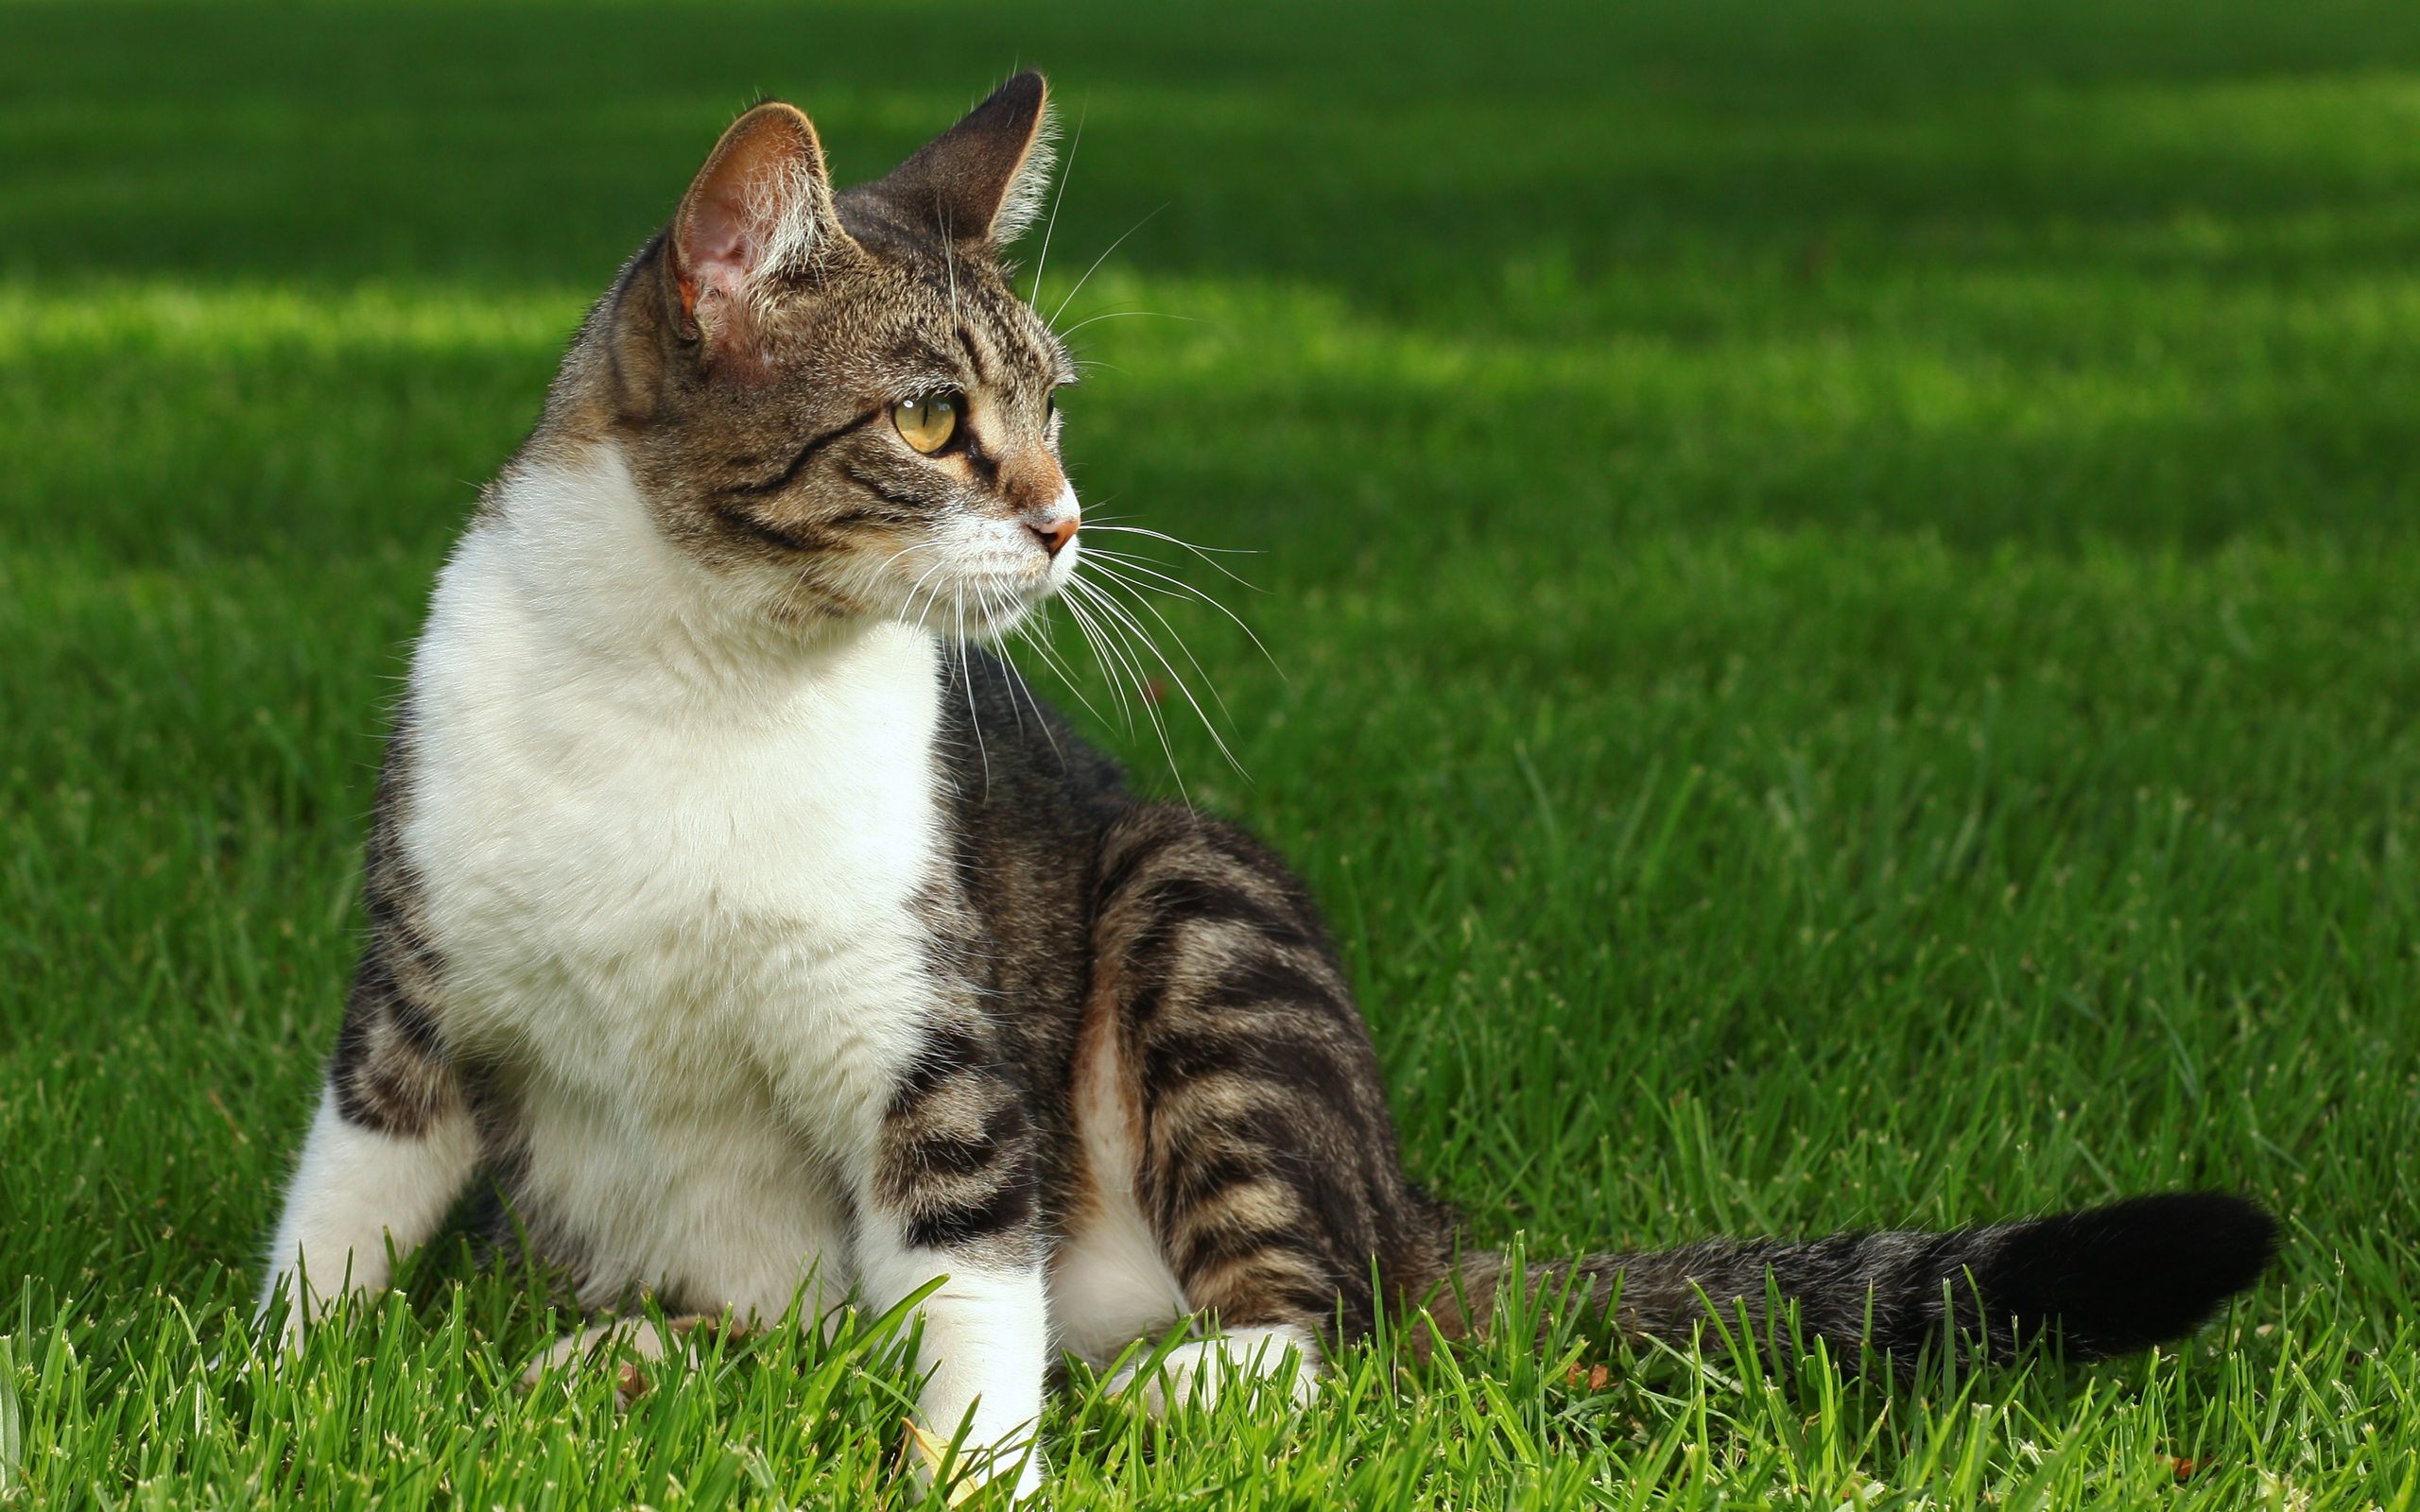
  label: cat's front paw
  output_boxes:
[905,1419,1047,1505]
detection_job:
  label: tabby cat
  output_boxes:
[259,73,2278,1495]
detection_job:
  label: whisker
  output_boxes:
[1077,548,1280,653]
[1055,309,1198,340]
[899,556,955,631]
[942,219,964,325]
[955,588,992,796]
[1059,584,1142,720]
[1050,204,1167,330]
[1082,524,1268,587]
[1060,590,1187,798]
[1048,585,1124,723]
[974,584,1031,740]
[1080,521,1256,553]
[1066,580,1191,800]
[875,536,944,573]
[1009,626,1108,734]
[1080,555,1283,684]
[992,582,1040,745]
[1057,581,1149,738]
[1027,108,1081,308]
[1079,580,1238,745]
[1080,545,1259,593]
[994,622,1066,765]
[1067,575,1241,779]
[1077,560,1244,719]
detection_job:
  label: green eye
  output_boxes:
[893,393,959,455]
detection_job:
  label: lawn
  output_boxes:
[5,0,2420,1504]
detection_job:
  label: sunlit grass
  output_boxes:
[8,266,2418,1504]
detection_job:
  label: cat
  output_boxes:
[258,71,2278,1496]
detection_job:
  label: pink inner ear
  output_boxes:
[685,180,761,311]
[675,105,828,349]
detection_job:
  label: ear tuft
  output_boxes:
[672,102,840,348]
[868,71,1057,246]
[990,84,1060,246]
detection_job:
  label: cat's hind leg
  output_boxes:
[1060,911,1314,1416]
[1081,806,1454,1417]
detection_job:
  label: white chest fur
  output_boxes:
[398,446,944,1308]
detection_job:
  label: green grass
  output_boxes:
[7,0,2420,1503]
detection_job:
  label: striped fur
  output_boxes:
[1439,1192,2277,1374]
[326,714,460,1139]
[258,71,2278,1496]
[1086,802,1448,1341]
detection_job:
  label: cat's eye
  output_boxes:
[892,393,959,455]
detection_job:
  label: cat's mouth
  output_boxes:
[880,553,1075,642]
[859,511,1080,641]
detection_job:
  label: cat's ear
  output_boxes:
[872,71,1057,246]
[670,101,845,351]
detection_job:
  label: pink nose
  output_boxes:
[1026,515,1079,557]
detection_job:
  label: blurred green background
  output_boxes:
[5,1,2419,1503]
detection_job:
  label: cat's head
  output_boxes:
[578,73,1079,638]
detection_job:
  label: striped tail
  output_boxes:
[1449,1192,2278,1374]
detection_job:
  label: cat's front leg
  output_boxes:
[260,1082,478,1349]
[258,906,478,1349]
[848,1021,1049,1500]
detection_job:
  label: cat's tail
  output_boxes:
[1432,1192,2278,1375]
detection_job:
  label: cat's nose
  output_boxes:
[1024,508,1080,558]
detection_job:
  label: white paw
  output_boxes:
[1105,1325,1320,1418]
[905,1420,1047,1504]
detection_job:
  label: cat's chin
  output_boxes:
[872,575,1059,643]
[897,593,1049,644]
